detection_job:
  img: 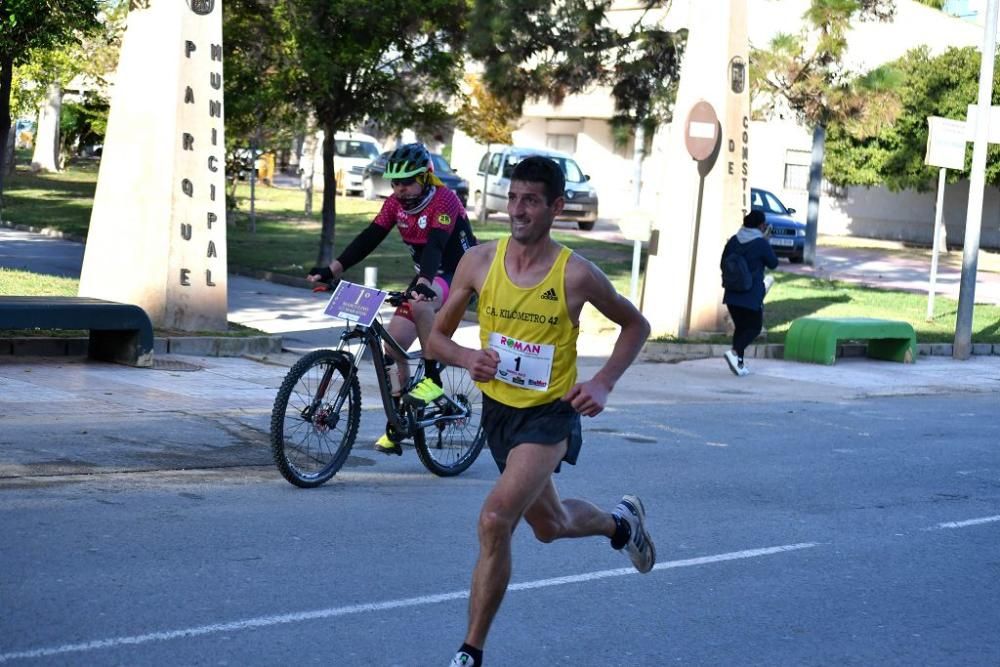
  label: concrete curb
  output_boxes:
[0,220,87,243]
[3,333,997,365]
[0,335,283,359]
[230,266,315,289]
[639,341,1000,363]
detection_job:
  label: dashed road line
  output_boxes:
[0,542,818,663]
[928,514,1000,530]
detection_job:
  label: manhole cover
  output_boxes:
[152,358,203,372]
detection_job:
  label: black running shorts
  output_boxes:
[482,394,582,473]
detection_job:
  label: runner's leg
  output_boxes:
[523,479,616,543]
[465,441,567,649]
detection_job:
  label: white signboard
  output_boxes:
[925,116,968,170]
[616,208,653,242]
[965,104,1000,143]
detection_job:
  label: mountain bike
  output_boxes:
[269,280,486,488]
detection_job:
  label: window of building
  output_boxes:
[546,133,577,154]
[783,149,811,190]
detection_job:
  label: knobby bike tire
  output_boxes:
[413,364,486,477]
[270,350,361,488]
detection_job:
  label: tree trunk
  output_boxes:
[804,121,826,266]
[316,123,338,267]
[249,123,262,234]
[0,54,14,205]
[478,142,490,223]
[299,124,317,216]
[31,84,63,173]
[4,123,15,177]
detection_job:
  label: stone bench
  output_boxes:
[0,296,154,367]
[784,317,916,365]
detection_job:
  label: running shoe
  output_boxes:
[449,651,476,666]
[402,377,444,407]
[613,495,656,573]
[724,349,741,376]
[374,433,402,456]
[736,360,750,377]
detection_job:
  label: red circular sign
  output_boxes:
[685,100,720,161]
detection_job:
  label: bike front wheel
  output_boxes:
[414,364,486,477]
[270,350,361,488]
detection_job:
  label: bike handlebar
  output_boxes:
[311,278,412,308]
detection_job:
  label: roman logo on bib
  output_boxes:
[488,332,554,391]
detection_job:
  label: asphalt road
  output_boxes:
[2,392,998,666]
[3,221,999,666]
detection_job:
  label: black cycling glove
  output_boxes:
[410,281,437,300]
[309,266,335,282]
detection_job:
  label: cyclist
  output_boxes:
[308,142,477,455]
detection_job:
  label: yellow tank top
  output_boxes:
[477,237,579,407]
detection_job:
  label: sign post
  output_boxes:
[923,116,968,320]
[681,100,721,337]
[954,0,999,359]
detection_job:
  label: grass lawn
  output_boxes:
[4,161,1000,344]
[1,160,99,238]
[0,269,263,338]
[760,272,1000,344]
[224,181,632,292]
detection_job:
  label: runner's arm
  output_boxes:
[562,259,650,416]
[427,245,498,382]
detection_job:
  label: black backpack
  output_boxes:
[721,241,753,292]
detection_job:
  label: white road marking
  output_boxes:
[0,542,818,663]
[929,515,1000,530]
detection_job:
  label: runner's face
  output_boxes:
[507,180,562,244]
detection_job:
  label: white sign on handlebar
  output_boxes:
[323,280,388,327]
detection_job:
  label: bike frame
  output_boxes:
[333,315,470,438]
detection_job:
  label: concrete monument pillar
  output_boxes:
[641,0,750,338]
[79,0,227,331]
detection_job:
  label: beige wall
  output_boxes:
[750,119,1000,248]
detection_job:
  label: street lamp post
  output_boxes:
[954,0,999,359]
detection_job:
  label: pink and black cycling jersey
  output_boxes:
[372,186,476,278]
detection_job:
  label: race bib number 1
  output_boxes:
[487,332,554,392]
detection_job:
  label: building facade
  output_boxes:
[449,0,1000,249]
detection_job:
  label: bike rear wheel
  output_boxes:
[414,364,486,476]
[270,350,360,488]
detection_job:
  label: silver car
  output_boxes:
[475,145,599,230]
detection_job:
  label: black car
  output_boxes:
[751,187,806,263]
[362,152,469,207]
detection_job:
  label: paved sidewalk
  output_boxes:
[3,223,1000,403]
[3,224,1000,479]
[1,352,997,477]
[780,243,1000,305]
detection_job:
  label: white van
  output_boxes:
[474,145,599,230]
[333,132,382,195]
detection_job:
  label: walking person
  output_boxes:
[721,209,779,376]
[426,156,654,667]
